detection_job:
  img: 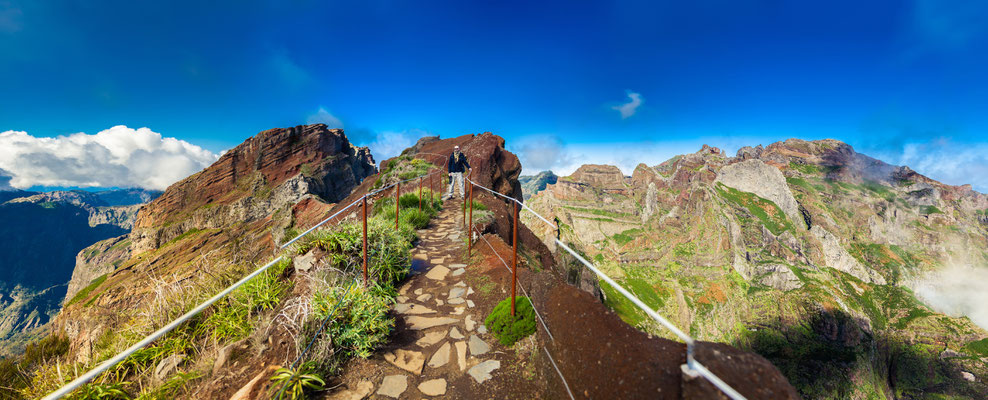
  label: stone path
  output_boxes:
[327,199,503,399]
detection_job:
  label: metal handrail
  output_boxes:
[463,177,747,400]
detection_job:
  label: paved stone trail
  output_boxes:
[327,198,505,399]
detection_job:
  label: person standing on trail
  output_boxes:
[445,145,471,200]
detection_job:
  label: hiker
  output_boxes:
[444,145,471,200]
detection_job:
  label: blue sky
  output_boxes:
[1,1,987,190]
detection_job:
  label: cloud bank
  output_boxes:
[913,263,988,331]
[0,126,218,190]
[612,91,643,119]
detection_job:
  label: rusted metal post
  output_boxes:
[419,176,423,211]
[511,201,518,316]
[468,182,474,256]
[362,195,368,286]
[395,182,400,229]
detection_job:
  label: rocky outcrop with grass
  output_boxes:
[524,139,988,398]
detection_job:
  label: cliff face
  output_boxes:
[130,124,374,254]
[54,124,375,364]
[524,138,988,399]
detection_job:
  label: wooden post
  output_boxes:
[468,182,474,256]
[395,182,400,230]
[362,195,368,286]
[511,201,518,316]
[418,176,423,211]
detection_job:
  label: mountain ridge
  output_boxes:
[524,137,988,398]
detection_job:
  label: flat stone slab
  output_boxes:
[448,287,466,299]
[406,316,459,330]
[468,335,490,356]
[414,288,423,295]
[448,298,465,305]
[478,324,488,334]
[416,293,433,302]
[327,380,373,400]
[450,327,464,339]
[452,306,465,315]
[451,268,465,277]
[455,341,467,371]
[384,349,425,374]
[450,263,467,269]
[416,329,447,347]
[377,375,408,398]
[428,342,451,368]
[431,257,445,264]
[465,315,476,331]
[454,281,466,287]
[468,360,501,384]
[395,303,436,315]
[425,266,450,281]
[467,300,475,308]
[418,378,448,396]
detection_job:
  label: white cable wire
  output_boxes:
[543,346,576,400]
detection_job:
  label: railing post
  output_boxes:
[511,201,518,316]
[419,176,423,211]
[462,182,466,227]
[362,195,368,286]
[468,181,474,257]
[395,182,400,230]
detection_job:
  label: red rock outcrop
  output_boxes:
[130,124,375,253]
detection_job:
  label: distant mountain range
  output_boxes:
[0,188,160,356]
[519,170,557,200]
[524,139,988,398]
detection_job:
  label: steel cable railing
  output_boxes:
[464,177,747,400]
[43,160,447,400]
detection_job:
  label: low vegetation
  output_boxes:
[485,296,536,346]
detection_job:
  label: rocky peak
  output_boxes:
[568,164,627,188]
[130,124,376,253]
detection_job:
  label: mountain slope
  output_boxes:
[524,139,988,399]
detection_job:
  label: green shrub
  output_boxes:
[65,382,131,400]
[401,209,431,229]
[485,296,536,347]
[312,283,394,359]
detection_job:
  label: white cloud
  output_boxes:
[611,91,643,119]
[366,129,427,164]
[867,138,988,193]
[510,135,573,174]
[306,107,344,129]
[0,126,218,190]
[914,263,988,331]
